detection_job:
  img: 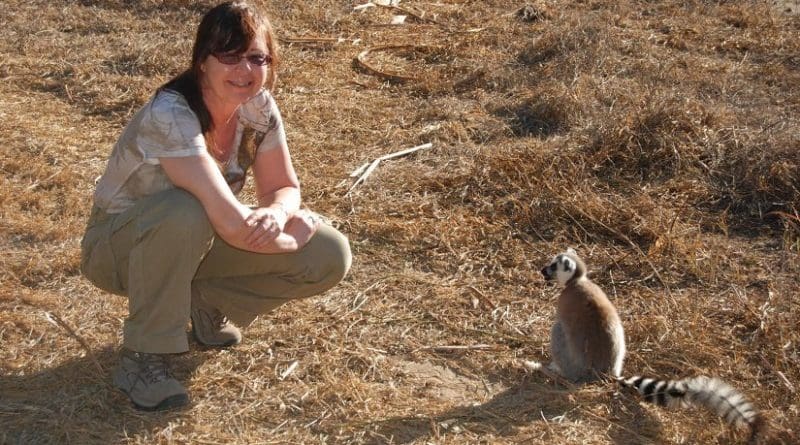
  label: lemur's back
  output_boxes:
[557,277,624,378]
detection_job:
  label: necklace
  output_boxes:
[209,116,238,162]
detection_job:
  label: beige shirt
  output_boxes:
[93,89,286,214]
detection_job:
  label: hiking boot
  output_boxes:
[112,348,189,411]
[191,287,242,347]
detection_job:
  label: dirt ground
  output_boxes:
[1,1,798,444]
[774,0,799,14]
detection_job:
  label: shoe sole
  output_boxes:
[113,374,190,411]
[131,393,190,411]
[191,326,241,348]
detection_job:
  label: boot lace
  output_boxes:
[214,312,230,329]
[199,306,229,329]
[134,352,172,384]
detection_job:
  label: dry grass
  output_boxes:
[1,0,799,444]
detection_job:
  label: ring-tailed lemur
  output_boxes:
[530,248,766,443]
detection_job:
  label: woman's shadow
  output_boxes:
[0,345,207,445]
[352,362,664,445]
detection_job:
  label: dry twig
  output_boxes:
[355,45,429,82]
[347,143,432,194]
[43,311,104,375]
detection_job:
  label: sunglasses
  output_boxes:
[213,53,272,66]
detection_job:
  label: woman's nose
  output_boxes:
[234,58,252,71]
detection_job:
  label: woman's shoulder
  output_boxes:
[137,89,199,132]
[149,89,193,116]
[239,89,281,133]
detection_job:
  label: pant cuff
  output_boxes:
[123,332,189,354]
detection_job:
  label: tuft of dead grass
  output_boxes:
[1,1,799,444]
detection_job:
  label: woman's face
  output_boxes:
[200,34,269,111]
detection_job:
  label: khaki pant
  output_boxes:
[80,188,352,354]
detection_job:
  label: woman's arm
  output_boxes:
[252,139,301,213]
[248,138,320,250]
[159,153,302,253]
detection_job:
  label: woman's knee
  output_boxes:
[311,224,352,286]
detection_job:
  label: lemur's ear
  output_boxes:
[566,247,577,255]
[561,257,575,273]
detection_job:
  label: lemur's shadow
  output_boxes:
[357,363,663,445]
[0,345,208,444]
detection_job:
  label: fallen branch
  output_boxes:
[346,143,432,195]
[43,311,104,375]
[347,159,381,195]
[355,45,428,83]
[279,36,339,45]
[378,142,433,161]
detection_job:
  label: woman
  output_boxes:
[80,1,351,411]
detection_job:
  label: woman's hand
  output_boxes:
[244,208,321,252]
[283,209,322,250]
[244,205,289,248]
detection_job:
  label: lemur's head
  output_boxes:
[541,248,586,286]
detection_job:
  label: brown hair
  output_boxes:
[161,1,279,137]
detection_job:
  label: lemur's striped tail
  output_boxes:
[617,375,767,442]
